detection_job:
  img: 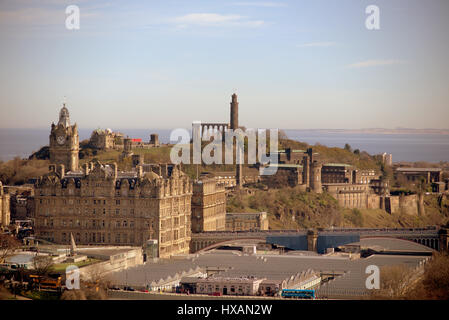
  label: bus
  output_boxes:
[29,274,62,292]
[281,289,315,299]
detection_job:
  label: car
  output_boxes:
[109,286,121,291]
[124,286,135,291]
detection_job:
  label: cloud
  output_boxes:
[347,59,407,68]
[232,2,287,7]
[297,42,337,48]
[172,13,264,27]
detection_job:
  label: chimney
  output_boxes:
[84,163,90,175]
[137,165,143,178]
[111,162,118,179]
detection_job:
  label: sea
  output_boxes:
[0,128,448,163]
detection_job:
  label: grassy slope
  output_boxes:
[227,187,449,229]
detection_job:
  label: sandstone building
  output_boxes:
[225,212,269,232]
[0,181,10,228]
[89,128,123,150]
[191,178,226,233]
[34,161,192,259]
[35,106,193,258]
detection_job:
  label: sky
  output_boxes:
[0,0,448,130]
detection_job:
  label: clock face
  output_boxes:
[57,135,66,145]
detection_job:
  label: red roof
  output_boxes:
[131,138,142,142]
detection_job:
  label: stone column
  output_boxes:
[438,228,448,252]
[307,229,318,252]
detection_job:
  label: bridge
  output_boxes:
[190,226,446,253]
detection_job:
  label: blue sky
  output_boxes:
[0,0,448,130]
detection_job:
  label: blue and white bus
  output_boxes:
[281,289,315,299]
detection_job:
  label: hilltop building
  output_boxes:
[89,129,124,150]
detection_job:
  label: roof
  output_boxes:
[323,163,353,167]
[227,212,267,216]
[349,237,434,252]
[267,164,302,168]
[396,167,442,172]
[106,238,431,297]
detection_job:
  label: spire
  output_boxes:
[58,100,71,127]
[70,232,77,256]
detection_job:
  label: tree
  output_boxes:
[370,265,414,299]
[0,234,20,264]
[344,143,352,152]
[32,255,55,291]
[353,149,360,155]
[418,253,449,299]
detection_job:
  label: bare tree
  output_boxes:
[32,255,54,291]
[0,234,20,264]
[370,265,414,299]
[32,255,54,277]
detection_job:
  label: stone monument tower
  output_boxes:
[230,93,243,186]
[49,103,79,172]
[230,93,239,130]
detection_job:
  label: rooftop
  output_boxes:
[106,238,432,297]
[396,167,442,172]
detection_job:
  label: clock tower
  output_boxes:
[49,103,79,172]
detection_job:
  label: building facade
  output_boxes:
[395,167,443,184]
[0,181,11,228]
[225,212,269,231]
[34,161,192,259]
[89,129,123,150]
[191,178,226,233]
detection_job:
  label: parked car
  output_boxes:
[109,286,121,291]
